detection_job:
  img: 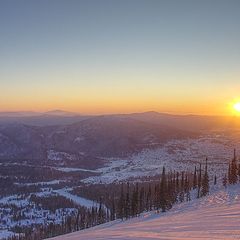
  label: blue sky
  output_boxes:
[0,0,240,114]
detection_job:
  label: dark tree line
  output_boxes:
[5,160,211,240]
[223,149,240,186]
[116,161,209,220]
[6,203,110,240]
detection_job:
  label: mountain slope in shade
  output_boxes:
[0,116,196,163]
[49,184,240,240]
[127,111,240,131]
[46,116,196,158]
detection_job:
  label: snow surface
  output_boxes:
[49,184,240,240]
[15,180,67,186]
[53,188,101,209]
[47,150,77,162]
[0,195,29,207]
[55,167,99,173]
[84,133,240,184]
[0,230,15,239]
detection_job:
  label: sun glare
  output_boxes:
[233,102,240,113]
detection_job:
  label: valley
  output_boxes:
[0,112,240,239]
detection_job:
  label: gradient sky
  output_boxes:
[0,0,240,115]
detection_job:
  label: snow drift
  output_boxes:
[49,184,240,240]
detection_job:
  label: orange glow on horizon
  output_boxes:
[0,84,239,116]
[0,99,236,116]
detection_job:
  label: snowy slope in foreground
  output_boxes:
[49,185,240,240]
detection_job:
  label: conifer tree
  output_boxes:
[185,174,191,201]
[228,162,232,184]
[179,171,185,202]
[214,175,217,185]
[139,186,145,214]
[193,166,197,189]
[118,183,125,220]
[74,210,80,231]
[201,158,209,197]
[223,174,227,187]
[197,163,202,198]
[231,149,238,184]
[136,183,140,214]
[125,182,130,219]
[159,167,167,212]
[238,163,240,181]
[131,183,139,217]
[97,199,104,224]
[154,184,159,210]
[110,196,116,221]
[173,171,176,191]
[176,171,179,193]
[146,184,152,211]
[181,171,184,191]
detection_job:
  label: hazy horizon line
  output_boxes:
[0,109,237,118]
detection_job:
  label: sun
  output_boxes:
[233,102,240,113]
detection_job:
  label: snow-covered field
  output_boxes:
[49,184,240,240]
[53,188,101,209]
[54,167,99,173]
[84,133,240,184]
[15,180,67,186]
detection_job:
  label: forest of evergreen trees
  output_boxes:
[5,150,240,240]
[225,149,240,186]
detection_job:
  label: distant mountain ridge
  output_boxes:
[0,110,79,117]
[0,114,197,167]
[0,111,239,169]
[0,110,87,126]
[0,110,238,128]
[44,110,79,116]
